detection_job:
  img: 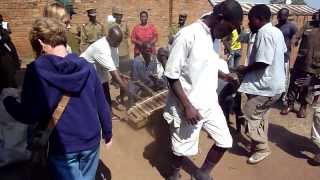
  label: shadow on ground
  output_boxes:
[268,123,318,159]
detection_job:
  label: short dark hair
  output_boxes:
[212,0,243,28]
[279,8,289,14]
[140,11,148,17]
[249,4,271,22]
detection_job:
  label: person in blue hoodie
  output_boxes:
[3,17,112,180]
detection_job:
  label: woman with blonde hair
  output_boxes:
[43,2,73,53]
[4,17,112,180]
[43,2,69,23]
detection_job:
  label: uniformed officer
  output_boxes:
[66,11,81,54]
[107,7,130,73]
[80,8,105,53]
[168,12,187,45]
[106,7,130,105]
[282,10,320,118]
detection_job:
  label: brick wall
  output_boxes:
[0,0,212,62]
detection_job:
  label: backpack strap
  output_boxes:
[48,94,71,130]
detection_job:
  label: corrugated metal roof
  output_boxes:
[208,0,318,16]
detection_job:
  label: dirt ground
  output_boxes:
[1,70,320,180]
[97,85,320,180]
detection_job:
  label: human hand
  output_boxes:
[184,104,202,125]
[236,65,247,75]
[105,139,112,150]
[295,76,312,87]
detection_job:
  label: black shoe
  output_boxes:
[307,154,320,166]
[166,168,181,180]
[190,169,213,180]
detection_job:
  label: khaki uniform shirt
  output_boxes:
[169,23,182,38]
[295,27,320,74]
[67,24,81,54]
[80,21,105,53]
[107,22,129,57]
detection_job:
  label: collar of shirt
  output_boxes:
[197,20,211,34]
[258,22,272,33]
[140,55,157,65]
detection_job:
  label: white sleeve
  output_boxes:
[93,48,117,72]
[164,32,191,79]
[254,33,274,65]
[217,58,229,74]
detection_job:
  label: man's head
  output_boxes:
[112,7,123,24]
[277,8,289,25]
[140,11,148,25]
[178,13,187,26]
[87,8,97,23]
[141,43,153,61]
[311,11,320,27]
[157,47,169,68]
[0,14,3,22]
[248,4,271,33]
[29,17,67,57]
[107,26,123,48]
[207,0,243,39]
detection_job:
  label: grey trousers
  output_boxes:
[312,110,320,151]
[243,94,280,152]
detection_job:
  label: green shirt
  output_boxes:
[80,21,105,53]
[107,22,130,57]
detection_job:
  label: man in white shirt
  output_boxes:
[163,0,243,179]
[81,26,128,106]
[237,4,287,164]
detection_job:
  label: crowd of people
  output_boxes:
[0,0,320,179]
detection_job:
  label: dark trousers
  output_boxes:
[102,82,112,108]
[219,83,243,131]
[0,54,18,92]
[287,69,311,105]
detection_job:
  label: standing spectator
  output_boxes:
[43,2,73,54]
[168,13,187,45]
[66,12,81,54]
[281,11,320,118]
[81,26,128,106]
[276,8,298,104]
[131,11,158,57]
[163,0,243,179]
[3,17,112,180]
[237,5,287,164]
[295,75,320,166]
[224,29,242,69]
[0,14,11,34]
[0,22,20,92]
[80,8,105,53]
[108,7,130,75]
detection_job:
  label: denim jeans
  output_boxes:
[227,50,241,69]
[48,145,100,180]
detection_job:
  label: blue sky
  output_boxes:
[242,0,320,9]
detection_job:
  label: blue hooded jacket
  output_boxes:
[4,53,112,154]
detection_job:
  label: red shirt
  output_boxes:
[131,24,158,55]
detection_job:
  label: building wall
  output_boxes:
[0,0,211,61]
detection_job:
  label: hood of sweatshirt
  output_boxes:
[34,53,91,93]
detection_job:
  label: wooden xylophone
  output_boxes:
[127,90,168,128]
